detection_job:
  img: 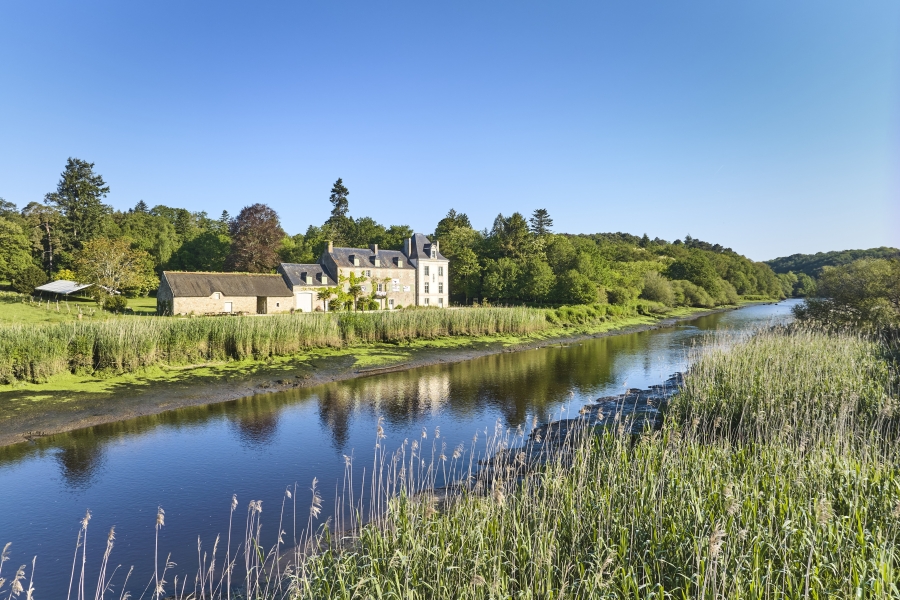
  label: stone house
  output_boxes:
[278,233,449,311]
[157,272,294,316]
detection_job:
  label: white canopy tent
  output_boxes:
[34,280,94,295]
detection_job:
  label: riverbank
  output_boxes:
[0,304,756,447]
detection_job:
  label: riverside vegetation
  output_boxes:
[3,324,898,598]
[0,304,656,385]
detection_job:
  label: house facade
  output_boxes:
[278,233,449,311]
[157,272,294,316]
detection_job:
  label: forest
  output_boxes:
[0,158,786,310]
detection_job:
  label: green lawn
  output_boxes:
[0,293,157,324]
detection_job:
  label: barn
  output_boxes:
[157,272,294,316]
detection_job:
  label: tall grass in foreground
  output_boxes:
[5,326,899,598]
[0,307,551,384]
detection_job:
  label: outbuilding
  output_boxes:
[157,272,294,316]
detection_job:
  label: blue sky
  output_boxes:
[1,1,897,260]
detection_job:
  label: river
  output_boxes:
[0,301,797,597]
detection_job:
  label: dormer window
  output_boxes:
[431,247,436,259]
[395,257,404,268]
[213,292,221,300]
[350,255,360,266]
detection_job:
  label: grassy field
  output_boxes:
[0,292,157,324]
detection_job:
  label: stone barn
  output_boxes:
[157,272,294,316]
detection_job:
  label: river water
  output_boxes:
[0,301,797,597]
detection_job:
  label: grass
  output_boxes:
[0,292,156,324]
[6,324,898,599]
[0,305,659,386]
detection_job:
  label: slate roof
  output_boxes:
[407,233,447,261]
[35,280,93,295]
[162,272,293,297]
[328,247,411,269]
[278,263,336,287]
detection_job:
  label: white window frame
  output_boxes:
[438,266,443,276]
[438,283,443,294]
[424,266,430,276]
[213,292,221,300]
[424,282,430,293]
[424,298,429,305]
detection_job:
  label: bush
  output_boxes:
[102,294,129,312]
[606,286,638,306]
[672,280,714,308]
[11,265,48,293]
[639,271,675,306]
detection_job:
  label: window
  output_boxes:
[425,298,429,305]
[424,266,430,276]
[431,248,436,258]
[213,292,221,299]
[389,299,394,307]
[424,283,430,293]
[377,283,383,292]
[438,266,443,276]
[439,297,443,306]
[365,270,371,277]
[438,283,443,294]
[276,302,280,307]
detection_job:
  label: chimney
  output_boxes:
[434,240,439,254]
[404,237,411,257]
[327,240,333,253]
[370,243,378,254]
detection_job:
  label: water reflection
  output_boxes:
[55,439,105,488]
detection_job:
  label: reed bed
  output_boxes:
[0,307,550,384]
[6,326,899,598]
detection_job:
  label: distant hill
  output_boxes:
[765,247,900,278]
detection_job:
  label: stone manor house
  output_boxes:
[157,233,449,315]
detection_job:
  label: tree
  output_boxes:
[317,287,338,312]
[169,230,232,271]
[482,258,521,302]
[225,204,286,272]
[450,246,481,304]
[556,269,599,305]
[74,237,157,299]
[529,208,553,236]
[132,200,149,213]
[45,158,111,250]
[0,217,36,287]
[665,250,722,298]
[329,178,349,218]
[434,209,472,241]
[343,272,367,310]
[519,256,555,303]
[21,202,63,274]
[640,271,675,306]
[794,259,900,329]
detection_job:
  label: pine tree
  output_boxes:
[45,158,111,250]
[529,208,553,235]
[329,178,349,218]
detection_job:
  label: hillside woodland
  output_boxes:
[0,158,784,310]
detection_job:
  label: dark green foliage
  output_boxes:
[0,217,35,282]
[11,265,49,293]
[767,247,900,277]
[102,294,129,312]
[529,208,553,235]
[45,157,111,250]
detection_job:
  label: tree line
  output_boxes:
[0,158,786,309]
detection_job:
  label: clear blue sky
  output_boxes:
[1,1,898,260]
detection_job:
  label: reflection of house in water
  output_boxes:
[232,410,279,446]
[416,373,451,413]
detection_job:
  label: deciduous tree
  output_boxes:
[74,237,157,299]
[225,204,286,272]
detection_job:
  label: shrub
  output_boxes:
[11,265,48,293]
[672,280,714,308]
[640,271,675,306]
[102,294,129,312]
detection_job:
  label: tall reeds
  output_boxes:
[7,326,896,598]
[0,308,551,384]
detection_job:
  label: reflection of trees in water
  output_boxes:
[56,439,105,488]
[232,404,280,446]
[308,333,660,443]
